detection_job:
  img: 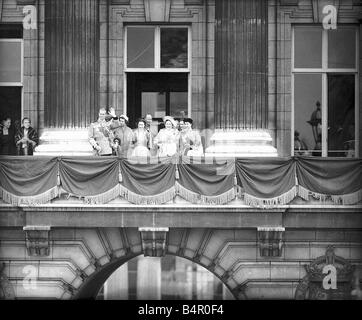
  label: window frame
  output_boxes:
[0,38,24,86]
[124,25,191,73]
[291,25,359,157]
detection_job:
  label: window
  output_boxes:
[0,25,23,124]
[125,26,190,71]
[292,26,358,157]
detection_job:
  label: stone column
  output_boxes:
[36,0,99,155]
[44,0,99,128]
[206,0,277,157]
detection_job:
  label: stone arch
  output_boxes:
[71,228,242,300]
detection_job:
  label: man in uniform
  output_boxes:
[88,108,113,156]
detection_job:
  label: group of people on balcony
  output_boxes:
[0,116,39,156]
[88,108,204,158]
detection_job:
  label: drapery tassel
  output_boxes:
[57,173,61,198]
[200,188,236,205]
[297,185,310,201]
[84,185,120,205]
[175,182,200,203]
[331,189,362,205]
[234,174,238,186]
[243,186,297,208]
[119,184,176,205]
[119,171,123,183]
[175,166,180,180]
[0,186,59,206]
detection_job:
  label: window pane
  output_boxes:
[127,27,155,68]
[294,27,322,68]
[141,92,166,119]
[0,41,22,82]
[170,92,188,118]
[328,28,356,69]
[161,28,188,68]
[294,74,322,156]
[328,74,355,157]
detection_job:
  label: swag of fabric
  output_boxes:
[176,157,236,205]
[119,157,176,205]
[236,158,297,208]
[0,156,59,205]
[295,157,362,205]
[0,156,361,207]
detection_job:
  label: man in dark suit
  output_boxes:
[15,118,39,156]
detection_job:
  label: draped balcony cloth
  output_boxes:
[295,157,362,205]
[235,158,297,207]
[0,157,59,205]
[0,156,360,207]
[176,157,236,205]
[59,157,120,205]
[119,157,176,205]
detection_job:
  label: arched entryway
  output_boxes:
[74,254,235,300]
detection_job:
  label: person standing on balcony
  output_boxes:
[88,108,113,156]
[15,118,39,156]
[131,119,151,157]
[145,114,158,156]
[0,117,16,156]
[179,118,203,156]
[154,116,180,157]
[111,115,133,158]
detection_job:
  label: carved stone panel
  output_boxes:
[139,227,169,257]
[257,227,285,257]
[295,246,355,300]
[23,226,51,257]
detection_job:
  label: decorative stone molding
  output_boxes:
[295,246,355,300]
[23,226,51,257]
[257,227,285,257]
[139,227,169,257]
[144,0,171,22]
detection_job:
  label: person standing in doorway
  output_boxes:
[15,118,39,156]
[0,117,16,155]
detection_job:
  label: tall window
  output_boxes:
[292,25,359,157]
[125,26,190,71]
[124,26,191,124]
[0,24,23,123]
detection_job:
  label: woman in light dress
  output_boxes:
[154,116,180,157]
[131,119,151,157]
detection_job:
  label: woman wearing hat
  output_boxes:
[179,118,203,156]
[111,115,134,158]
[131,118,151,157]
[154,116,180,157]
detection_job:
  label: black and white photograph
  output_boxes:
[0,0,361,312]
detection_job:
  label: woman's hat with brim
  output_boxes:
[119,115,129,122]
[163,116,177,127]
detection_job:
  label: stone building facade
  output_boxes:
[0,0,361,300]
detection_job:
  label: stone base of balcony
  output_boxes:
[205,130,278,157]
[34,128,94,156]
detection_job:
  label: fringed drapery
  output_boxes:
[119,157,176,205]
[236,158,297,208]
[59,157,119,204]
[0,156,360,207]
[0,157,59,205]
[296,157,362,205]
[176,157,236,205]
